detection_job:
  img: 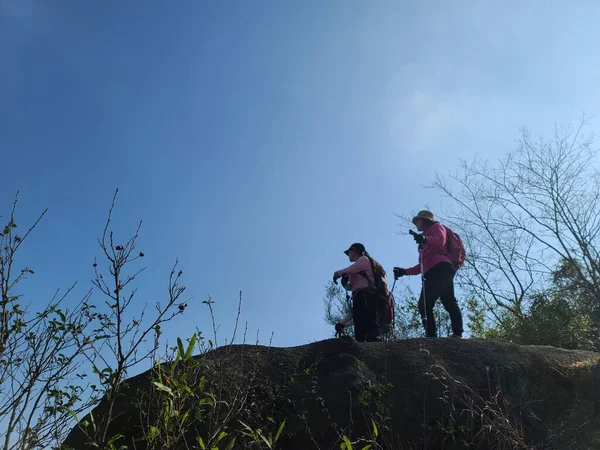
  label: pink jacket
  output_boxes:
[406,222,454,276]
[335,255,375,293]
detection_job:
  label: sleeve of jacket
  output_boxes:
[405,263,421,275]
[424,223,447,251]
[335,256,370,277]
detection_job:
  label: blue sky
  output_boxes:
[2,1,600,354]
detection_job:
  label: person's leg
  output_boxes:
[365,292,381,342]
[437,265,464,337]
[352,292,368,342]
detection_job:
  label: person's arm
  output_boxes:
[335,256,370,277]
[339,312,353,327]
[405,263,421,275]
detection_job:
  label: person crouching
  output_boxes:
[333,243,381,342]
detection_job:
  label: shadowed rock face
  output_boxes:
[63,337,600,450]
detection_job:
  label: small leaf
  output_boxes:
[224,437,236,450]
[107,433,124,446]
[215,431,227,444]
[238,420,253,433]
[341,435,353,450]
[197,436,206,449]
[371,419,378,438]
[177,337,186,359]
[275,421,285,442]
[147,426,160,440]
[89,410,97,433]
[258,431,271,449]
[152,381,173,396]
[171,352,181,371]
[184,333,197,360]
[180,411,190,426]
[199,397,215,408]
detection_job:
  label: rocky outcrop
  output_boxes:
[63,337,600,449]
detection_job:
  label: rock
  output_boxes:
[62,337,600,449]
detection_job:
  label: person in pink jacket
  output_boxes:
[332,243,381,342]
[393,210,463,338]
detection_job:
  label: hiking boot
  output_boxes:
[450,334,462,339]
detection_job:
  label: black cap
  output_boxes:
[344,243,365,255]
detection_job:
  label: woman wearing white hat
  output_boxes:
[393,210,464,338]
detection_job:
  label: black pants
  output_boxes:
[352,290,381,342]
[418,262,463,337]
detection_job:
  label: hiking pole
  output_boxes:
[410,229,427,338]
[418,246,427,337]
[335,285,352,338]
[344,281,352,318]
[389,276,397,341]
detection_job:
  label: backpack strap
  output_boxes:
[355,255,378,293]
[359,257,387,294]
